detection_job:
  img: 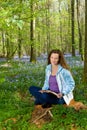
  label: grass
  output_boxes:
[0,59,87,130]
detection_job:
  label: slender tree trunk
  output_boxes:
[67,2,72,52]
[30,19,36,62]
[18,28,22,58]
[17,0,23,58]
[6,32,10,58]
[1,30,5,57]
[76,0,83,60]
[46,0,51,54]
[30,0,36,62]
[84,0,87,83]
[71,0,75,56]
[59,0,62,47]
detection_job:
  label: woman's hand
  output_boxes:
[39,90,46,93]
[39,90,63,98]
[57,93,63,98]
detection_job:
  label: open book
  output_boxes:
[42,90,58,97]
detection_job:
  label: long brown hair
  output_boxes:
[48,49,70,70]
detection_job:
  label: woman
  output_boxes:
[29,49,75,108]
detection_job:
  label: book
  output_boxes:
[42,90,58,97]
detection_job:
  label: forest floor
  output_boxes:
[0,56,87,130]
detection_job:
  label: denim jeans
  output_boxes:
[29,86,65,105]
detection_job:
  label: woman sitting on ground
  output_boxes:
[29,49,75,108]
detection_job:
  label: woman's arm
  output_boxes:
[61,69,75,95]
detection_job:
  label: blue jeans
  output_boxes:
[29,86,65,105]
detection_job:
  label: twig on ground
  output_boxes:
[32,108,53,123]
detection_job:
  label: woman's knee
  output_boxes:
[29,86,41,93]
[58,98,65,104]
[29,86,34,93]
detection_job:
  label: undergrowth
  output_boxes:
[0,60,87,130]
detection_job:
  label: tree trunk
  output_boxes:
[18,28,22,58]
[76,0,83,60]
[17,0,23,58]
[30,0,36,62]
[46,0,51,54]
[67,2,71,52]
[1,30,5,57]
[6,32,10,58]
[59,0,62,48]
[84,0,87,83]
[71,0,75,56]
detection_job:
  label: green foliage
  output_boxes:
[0,0,84,58]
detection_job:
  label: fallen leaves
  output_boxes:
[64,99,87,111]
[30,105,53,128]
